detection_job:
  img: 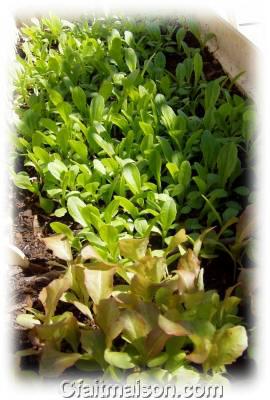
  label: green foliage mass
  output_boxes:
[13,16,254,381]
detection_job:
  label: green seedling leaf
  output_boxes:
[187,335,212,364]
[149,149,162,190]
[134,219,149,236]
[93,159,106,175]
[200,131,219,170]
[123,163,141,195]
[161,104,176,130]
[166,162,179,182]
[201,194,222,226]
[99,80,113,102]
[89,95,104,124]
[54,208,67,217]
[204,80,220,110]
[176,27,186,48]
[104,349,135,369]
[115,196,138,219]
[48,89,63,106]
[147,353,168,368]
[71,86,87,114]
[12,172,37,193]
[109,34,123,67]
[159,198,177,235]
[217,142,238,186]
[155,51,166,70]
[48,159,67,181]
[50,222,74,241]
[57,102,72,124]
[92,133,115,157]
[124,30,134,46]
[125,48,137,72]
[69,140,88,162]
[67,196,88,227]
[193,52,203,86]
[99,224,119,259]
[139,121,154,136]
[178,160,191,188]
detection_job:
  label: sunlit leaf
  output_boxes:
[39,342,80,377]
[104,349,135,369]
[84,265,115,304]
[119,237,149,261]
[43,234,72,261]
[39,268,72,320]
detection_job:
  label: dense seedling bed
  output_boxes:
[12,16,255,382]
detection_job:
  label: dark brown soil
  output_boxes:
[10,186,63,353]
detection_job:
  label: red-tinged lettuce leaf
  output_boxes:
[80,245,104,261]
[235,204,255,244]
[130,273,153,301]
[145,327,170,360]
[80,329,107,368]
[187,325,248,370]
[135,301,159,329]
[136,256,167,284]
[165,228,187,254]
[115,292,140,308]
[204,325,248,371]
[61,292,93,320]
[34,312,80,352]
[70,264,91,305]
[120,309,151,354]
[177,270,197,295]
[95,298,123,348]
[84,264,116,304]
[177,249,201,294]
[158,314,191,336]
[177,249,200,275]
[119,237,149,261]
[39,342,81,377]
[39,268,72,321]
[186,335,212,364]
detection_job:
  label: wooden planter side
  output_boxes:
[197,14,259,99]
